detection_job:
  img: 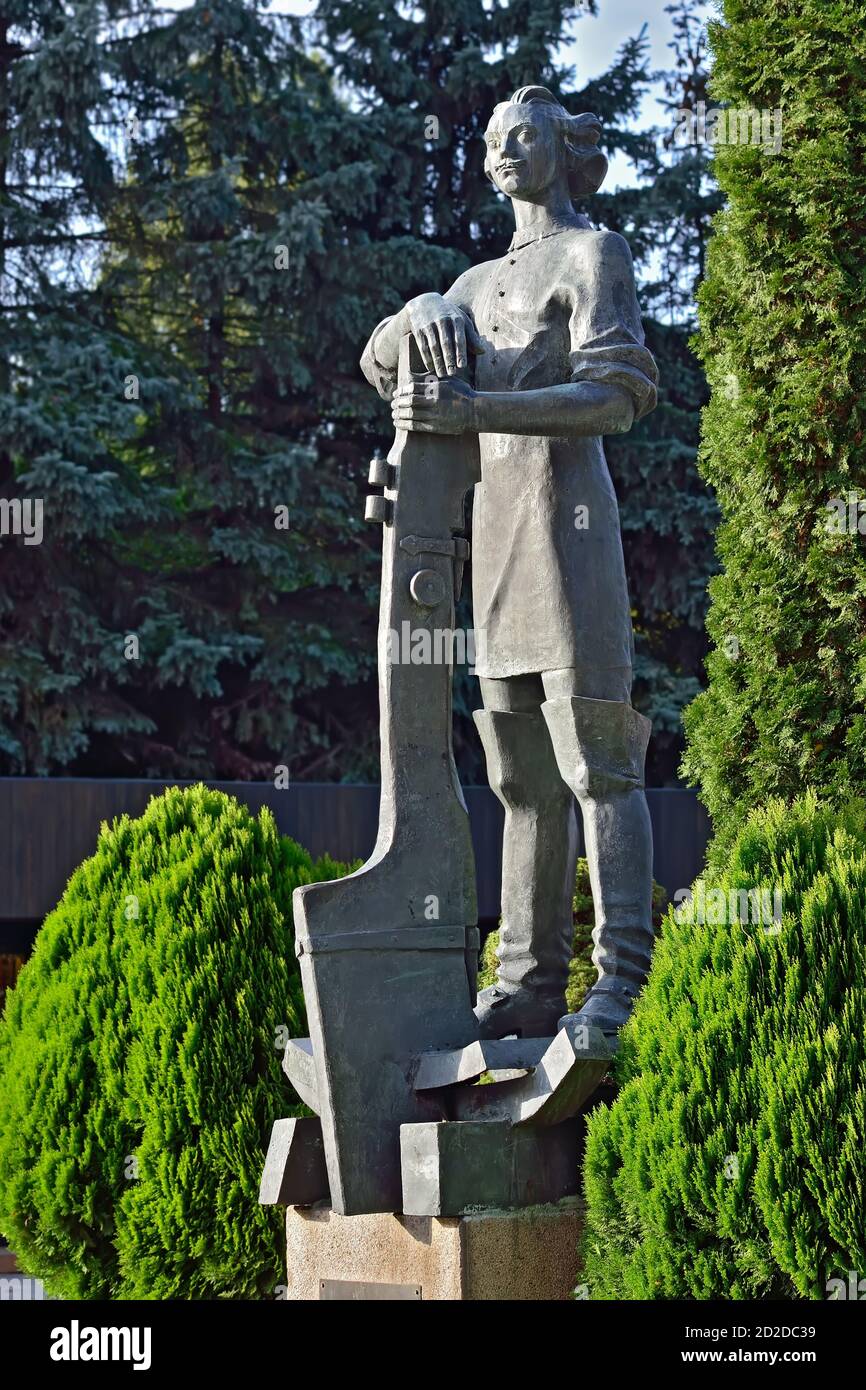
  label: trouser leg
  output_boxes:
[541,678,654,1036]
[474,675,577,1038]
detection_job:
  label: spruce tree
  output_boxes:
[0,2,386,779]
[2,2,720,784]
[681,0,866,839]
[94,0,386,778]
[0,1,169,770]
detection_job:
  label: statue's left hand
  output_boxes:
[391,377,477,435]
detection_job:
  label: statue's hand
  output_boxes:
[391,376,477,435]
[402,294,483,379]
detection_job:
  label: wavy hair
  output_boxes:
[484,85,607,197]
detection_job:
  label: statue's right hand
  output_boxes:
[401,294,483,379]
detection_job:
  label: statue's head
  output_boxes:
[483,86,607,203]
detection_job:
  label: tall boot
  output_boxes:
[474,708,578,1038]
[541,696,653,1037]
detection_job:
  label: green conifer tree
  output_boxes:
[681,0,866,839]
[0,1,171,770]
[0,2,388,779]
[2,2,719,784]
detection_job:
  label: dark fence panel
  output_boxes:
[0,778,710,927]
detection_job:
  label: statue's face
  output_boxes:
[484,103,562,200]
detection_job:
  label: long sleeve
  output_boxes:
[359,315,399,402]
[568,232,658,421]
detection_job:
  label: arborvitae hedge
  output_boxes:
[580,794,866,1300]
[682,0,866,848]
[479,860,667,1013]
[0,785,351,1299]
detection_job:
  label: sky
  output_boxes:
[155,0,717,188]
[259,0,717,188]
[561,0,716,186]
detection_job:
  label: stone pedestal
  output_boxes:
[285,1199,584,1301]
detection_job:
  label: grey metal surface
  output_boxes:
[447,1020,614,1126]
[542,695,655,1035]
[319,1279,422,1301]
[290,334,482,1215]
[413,1037,551,1090]
[282,1038,318,1112]
[473,708,577,1038]
[356,87,660,1049]
[401,1119,580,1216]
[259,1117,330,1207]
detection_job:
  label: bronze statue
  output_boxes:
[362,86,658,1040]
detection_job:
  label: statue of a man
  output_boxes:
[360,86,658,1040]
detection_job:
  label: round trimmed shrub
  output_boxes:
[581,793,866,1300]
[0,784,352,1299]
[479,859,667,1012]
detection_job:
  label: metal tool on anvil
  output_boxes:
[260,335,616,1219]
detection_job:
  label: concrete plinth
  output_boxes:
[285,1199,584,1301]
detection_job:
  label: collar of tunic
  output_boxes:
[508,214,591,253]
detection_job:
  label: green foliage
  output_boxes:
[581,793,866,1300]
[0,1,384,780]
[1,0,717,786]
[600,1,721,781]
[0,785,352,1299]
[682,0,866,843]
[479,858,666,1011]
